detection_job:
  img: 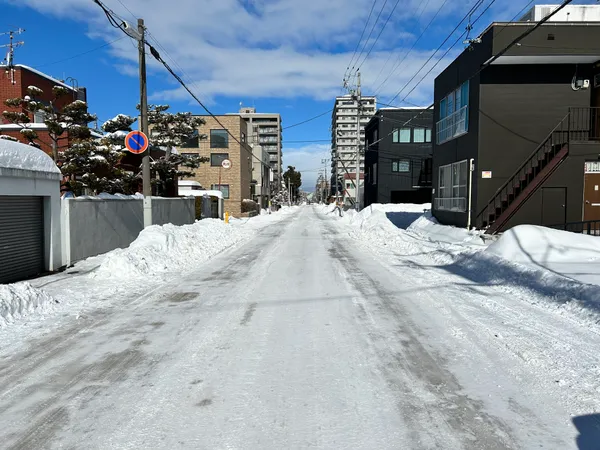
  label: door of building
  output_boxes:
[584,162,600,221]
[0,196,45,283]
[541,187,566,225]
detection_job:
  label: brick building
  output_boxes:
[177,115,253,217]
[0,64,86,155]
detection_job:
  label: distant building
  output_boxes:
[0,64,87,155]
[233,107,283,188]
[330,94,376,194]
[177,115,253,217]
[250,143,270,208]
[364,107,433,207]
[519,4,600,22]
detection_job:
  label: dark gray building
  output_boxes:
[364,108,433,207]
[432,20,600,233]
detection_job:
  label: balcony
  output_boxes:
[436,105,468,144]
[259,127,279,134]
[269,154,278,162]
[259,137,278,144]
[435,197,467,212]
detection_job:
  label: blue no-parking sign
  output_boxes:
[124,131,149,154]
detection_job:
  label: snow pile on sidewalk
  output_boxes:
[486,225,600,285]
[0,283,58,327]
[93,219,253,279]
[327,203,600,325]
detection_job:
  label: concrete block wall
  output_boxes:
[61,196,195,267]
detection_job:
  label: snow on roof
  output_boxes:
[177,189,223,198]
[178,180,202,187]
[0,139,60,175]
[16,65,78,91]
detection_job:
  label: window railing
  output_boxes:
[435,197,467,212]
[436,105,468,144]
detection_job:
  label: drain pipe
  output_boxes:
[467,158,475,230]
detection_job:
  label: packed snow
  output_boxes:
[322,203,600,326]
[0,138,60,174]
[0,207,298,329]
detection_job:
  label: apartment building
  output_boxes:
[250,143,270,208]
[330,95,376,193]
[432,10,600,233]
[233,107,283,187]
[177,115,253,217]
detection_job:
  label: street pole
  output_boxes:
[267,168,271,213]
[138,18,152,228]
[355,71,361,211]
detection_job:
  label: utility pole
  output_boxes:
[354,71,362,211]
[138,18,152,228]
[288,177,292,206]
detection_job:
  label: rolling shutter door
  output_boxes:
[0,196,45,284]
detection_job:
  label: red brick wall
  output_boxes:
[0,66,87,155]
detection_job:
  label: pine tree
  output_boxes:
[101,114,140,194]
[146,104,208,196]
[2,85,97,161]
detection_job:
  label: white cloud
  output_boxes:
[282,143,330,191]
[6,0,480,104]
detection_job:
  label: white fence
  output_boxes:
[61,196,195,267]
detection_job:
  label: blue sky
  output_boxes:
[1,0,596,189]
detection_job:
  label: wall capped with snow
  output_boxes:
[0,139,62,273]
[62,196,195,266]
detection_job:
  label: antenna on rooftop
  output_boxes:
[0,28,25,84]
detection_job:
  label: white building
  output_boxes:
[519,4,600,22]
[251,144,270,207]
[330,94,376,192]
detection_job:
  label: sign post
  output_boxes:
[125,130,151,227]
[220,159,231,219]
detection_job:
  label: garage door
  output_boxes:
[0,196,45,284]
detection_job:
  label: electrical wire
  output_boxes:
[37,37,126,69]
[355,0,402,71]
[373,0,450,95]
[351,0,389,74]
[385,0,486,105]
[370,0,434,89]
[344,0,379,81]
[282,109,333,130]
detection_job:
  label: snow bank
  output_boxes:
[327,203,600,325]
[0,283,58,327]
[487,225,600,285]
[93,219,252,279]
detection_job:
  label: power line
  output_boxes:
[355,0,402,71]
[390,0,496,107]
[282,109,333,130]
[36,36,126,69]
[344,0,379,80]
[385,0,486,106]
[351,0,389,75]
[373,0,450,95]
[370,0,433,89]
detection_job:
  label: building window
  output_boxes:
[210,129,229,148]
[392,160,410,173]
[211,184,230,199]
[241,132,246,143]
[436,160,468,212]
[181,152,200,160]
[392,128,411,143]
[33,110,45,124]
[437,81,469,144]
[373,163,377,184]
[413,128,425,143]
[210,153,229,166]
[181,130,199,148]
[425,129,432,143]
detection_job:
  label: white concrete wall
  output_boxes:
[0,168,62,273]
[62,197,195,266]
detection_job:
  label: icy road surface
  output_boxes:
[0,207,597,449]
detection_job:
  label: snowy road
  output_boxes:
[0,206,597,449]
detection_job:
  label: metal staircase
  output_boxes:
[475,113,571,234]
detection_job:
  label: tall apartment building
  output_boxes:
[330,95,376,192]
[233,107,283,187]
